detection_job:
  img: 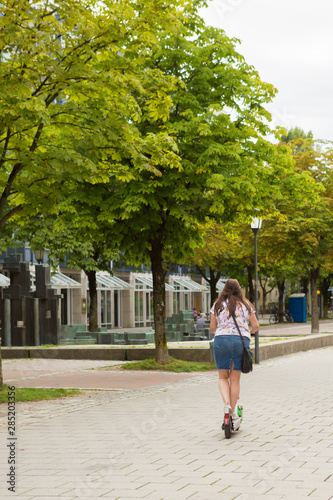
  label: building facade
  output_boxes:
[0,245,219,332]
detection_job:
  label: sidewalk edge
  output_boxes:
[2,334,333,362]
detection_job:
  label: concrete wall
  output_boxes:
[2,333,333,361]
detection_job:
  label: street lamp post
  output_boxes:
[251,217,262,364]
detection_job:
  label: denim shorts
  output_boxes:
[213,335,250,370]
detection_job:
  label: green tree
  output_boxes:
[259,132,333,332]
[110,4,299,362]
[187,128,328,327]
[280,126,313,143]
[1,0,187,338]
[188,222,242,307]
[187,152,318,318]
[188,223,259,307]
[286,137,333,332]
[0,0,184,240]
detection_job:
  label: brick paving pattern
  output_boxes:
[0,347,333,499]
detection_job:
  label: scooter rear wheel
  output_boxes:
[224,413,232,439]
[225,423,231,439]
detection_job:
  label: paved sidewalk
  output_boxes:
[1,346,333,499]
[1,359,197,390]
[257,319,333,336]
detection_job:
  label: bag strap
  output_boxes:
[231,314,247,350]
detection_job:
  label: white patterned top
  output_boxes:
[210,300,255,339]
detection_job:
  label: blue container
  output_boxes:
[288,293,307,322]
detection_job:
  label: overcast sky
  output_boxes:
[200,0,333,141]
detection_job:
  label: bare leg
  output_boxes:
[218,369,230,405]
[229,366,241,413]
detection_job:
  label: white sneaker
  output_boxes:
[224,404,231,413]
[232,413,241,430]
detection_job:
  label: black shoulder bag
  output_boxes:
[231,314,253,374]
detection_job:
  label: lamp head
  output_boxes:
[251,217,262,231]
[34,248,44,264]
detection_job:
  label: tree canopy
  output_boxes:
[258,132,333,331]
[0,0,184,241]
[4,2,332,360]
[14,2,294,360]
[106,5,301,360]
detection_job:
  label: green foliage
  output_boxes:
[0,0,190,339]
[4,3,326,353]
[121,357,216,372]
[0,0,184,241]
[189,222,240,274]
[17,2,303,359]
[112,6,294,270]
[261,138,333,274]
[256,134,333,327]
[280,127,313,143]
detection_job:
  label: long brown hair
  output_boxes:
[214,278,253,317]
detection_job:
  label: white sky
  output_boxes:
[200,0,333,141]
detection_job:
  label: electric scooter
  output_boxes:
[222,404,243,439]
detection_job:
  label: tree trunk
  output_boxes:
[150,238,169,363]
[247,268,254,304]
[0,338,3,388]
[86,270,98,332]
[209,268,220,307]
[310,267,320,333]
[259,277,273,316]
[301,276,309,295]
[277,280,285,322]
[261,285,266,316]
[195,266,220,307]
[301,275,309,315]
[321,276,330,320]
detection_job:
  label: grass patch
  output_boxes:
[0,384,80,403]
[122,356,216,373]
[257,337,289,344]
